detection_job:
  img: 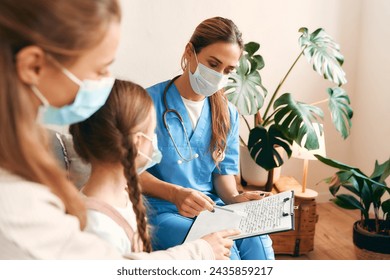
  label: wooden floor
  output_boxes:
[275,202,361,260]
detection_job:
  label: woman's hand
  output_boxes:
[172,187,215,218]
[229,191,272,204]
[201,229,240,260]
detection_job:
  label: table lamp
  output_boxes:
[291,123,326,198]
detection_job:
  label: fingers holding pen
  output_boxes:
[174,188,215,217]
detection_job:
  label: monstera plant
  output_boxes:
[225,27,353,191]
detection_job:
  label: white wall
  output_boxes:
[351,1,390,174]
[112,0,389,201]
[349,0,390,203]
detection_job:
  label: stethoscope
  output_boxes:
[163,75,199,164]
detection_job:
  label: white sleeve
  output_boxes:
[85,210,131,255]
[124,239,215,260]
[85,210,215,260]
[0,180,214,260]
[0,182,123,259]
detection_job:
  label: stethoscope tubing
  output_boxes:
[162,76,198,164]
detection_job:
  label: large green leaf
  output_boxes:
[245,41,260,57]
[360,180,374,213]
[327,87,353,139]
[247,124,292,170]
[328,173,342,196]
[315,155,387,187]
[370,158,390,183]
[225,42,267,116]
[299,27,347,86]
[329,171,355,196]
[299,27,347,85]
[336,170,354,183]
[333,194,365,211]
[329,185,340,197]
[372,184,386,209]
[244,42,265,72]
[273,93,324,149]
[341,180,361,197]
[333,195,369,221]
[252,55,265,71]
[315,154,360,171]
[226,70,266,115]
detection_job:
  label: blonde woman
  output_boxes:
[0,0,236,260]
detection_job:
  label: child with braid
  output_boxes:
[69,79,239,258]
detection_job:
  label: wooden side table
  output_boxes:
[269,176,319,256]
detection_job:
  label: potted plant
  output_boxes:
[315,155,390,259]
[225,27,353,191]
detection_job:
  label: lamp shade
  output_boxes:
[292,123,326,160]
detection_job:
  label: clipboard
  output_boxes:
[183,190,295,243]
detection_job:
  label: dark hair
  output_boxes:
[181,17,243,164]
[0,0,121,229]
[70,79,153,253]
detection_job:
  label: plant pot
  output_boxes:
[239,144,282,187]
[353,220,390,260]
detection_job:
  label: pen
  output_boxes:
[212,205,248,217]
[212,205,235,213]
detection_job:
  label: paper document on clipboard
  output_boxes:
[183,190,295,243]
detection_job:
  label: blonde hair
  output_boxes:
[0,0,121,229]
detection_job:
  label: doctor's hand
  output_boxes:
[201,229,240,260]
[172,187,215,218]
[230,191,272,204]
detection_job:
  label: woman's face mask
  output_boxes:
[137,132,162,174]
[31,65,115,126]
[188,50,229,97]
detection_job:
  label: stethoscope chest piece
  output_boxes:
[177,153,199,165]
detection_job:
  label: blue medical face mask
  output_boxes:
[188,50,229,97]
[31,66,115,125]
[137,133,162,174]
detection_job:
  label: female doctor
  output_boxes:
[141,17,275,260]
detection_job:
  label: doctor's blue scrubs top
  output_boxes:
[145,79,240,214]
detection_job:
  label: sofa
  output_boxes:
[47,129,91,189]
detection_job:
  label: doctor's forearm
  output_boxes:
[213,174,240,204]
[139,172,181,202]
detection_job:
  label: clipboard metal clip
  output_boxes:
[282,197,294,216]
